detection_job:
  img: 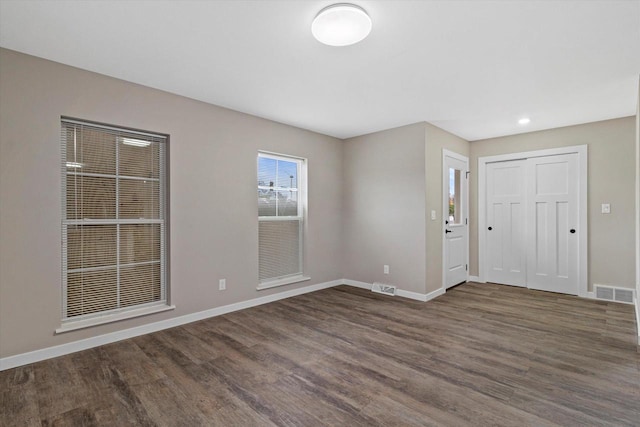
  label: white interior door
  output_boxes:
[444,152,468,289]
[486,160,527,286]
[526,154,579,295]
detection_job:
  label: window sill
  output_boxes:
[55,304,176,334]
[257,275,311,291]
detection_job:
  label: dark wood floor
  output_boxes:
[1,283,638,426]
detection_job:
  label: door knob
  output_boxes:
[488,227,493,231]
[570,229,576,234]
[445,230,452,234]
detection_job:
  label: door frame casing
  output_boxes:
[442,149,469,290]
[477,145,588,297]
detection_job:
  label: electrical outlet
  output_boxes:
[431,210,436,220]
[384,265,389,274]
[219,279,226,290]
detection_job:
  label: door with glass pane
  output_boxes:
[443,150,468,289]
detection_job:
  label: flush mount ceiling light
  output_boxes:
[312,3,372,46]
[518,117,531,125]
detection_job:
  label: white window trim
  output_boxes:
[256,275,311,291]
[56,303,175,334]
[257,151,307,288]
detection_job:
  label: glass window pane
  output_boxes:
[65,127,116,175]
[66,176,116,219]
[259,156,300,217]
[258,157,277,189]
[119,179,159,219]
[67,225,117,270]
[277,190,298,216]
[449,168,462,224]
[277,160,298,190]
[66,269,118,317]
[120,263,161,308]
[120,224,161,264]
[258,189,276,216]
[119,139,160,179]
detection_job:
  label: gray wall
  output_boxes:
[342,123,427,294]
[469,117,637,290]
[0,48,344,358]
[341,122,470,295]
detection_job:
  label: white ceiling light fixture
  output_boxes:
[518,117,531,125]
[312,3,372,47]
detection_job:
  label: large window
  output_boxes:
[60,119,168,329]
[258,152,307,288]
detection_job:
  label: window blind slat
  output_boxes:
[67,269,118,317]
[259,220,301,280]
[66,225,117,270]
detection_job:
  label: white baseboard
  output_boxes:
[0,279,342,371]
[398,287,445,302]
[1,277,452,371]
[340,279,445,303]
[635,300,640,344]
[468,275,480,283]
[341,279,372,290]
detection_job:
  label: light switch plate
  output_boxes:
[601,203,611,214]
[431,210,436,220]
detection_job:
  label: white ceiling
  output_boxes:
[1,0,638,141]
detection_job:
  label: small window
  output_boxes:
[258,152,306,287]
[449,167,462,224]
[61,119,168,328]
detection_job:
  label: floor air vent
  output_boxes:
[594,285,635,304]
[372,282,397,296]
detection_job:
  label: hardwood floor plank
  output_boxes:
[33,357,94,422]
[0,366,40,427]
[101,340,166,386]
[1,283,638,426]
[40,406,99,427]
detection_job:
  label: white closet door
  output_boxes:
[526,154,579,295]
[486,160,527,286]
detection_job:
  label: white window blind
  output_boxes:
[258,152,304,283]
[61,119,167,321]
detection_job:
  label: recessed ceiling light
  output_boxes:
[518,118,531,125]
[312,4,372,47]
